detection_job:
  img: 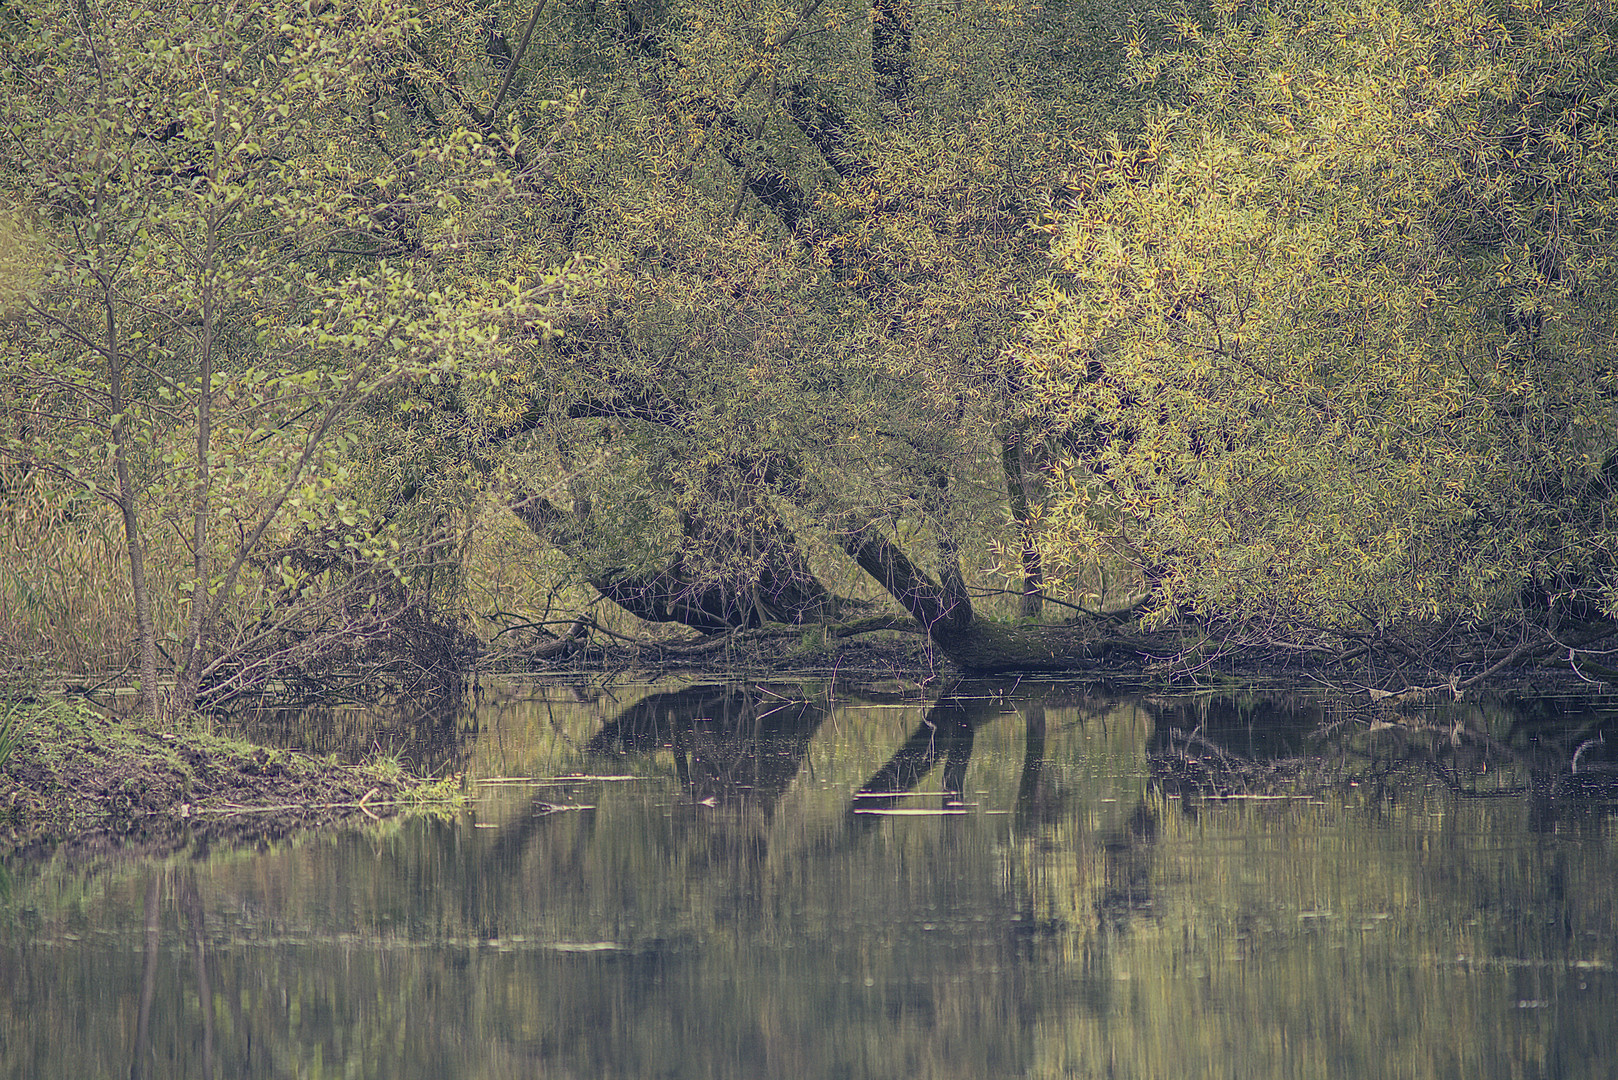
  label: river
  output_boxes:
[2,678,1614,1078]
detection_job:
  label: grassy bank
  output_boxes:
[0,697,463,855]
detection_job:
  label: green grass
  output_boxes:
[0,696,469,846]
[0,699,34,768]
[364,740,408,783]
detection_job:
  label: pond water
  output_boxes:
[2,679,1616,1079]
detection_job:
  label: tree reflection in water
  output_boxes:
[851,691,990,809]
[587,684,828,813]
[127,870,218,1080]
[584,681,1169,948]
[3,682,1615,1080]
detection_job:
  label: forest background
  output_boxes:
[2,0,1615,717]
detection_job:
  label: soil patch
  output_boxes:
[0,700,458,858]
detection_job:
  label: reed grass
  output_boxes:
[0,493,185,676]
[462,504,654,647]
[0,698,33,768]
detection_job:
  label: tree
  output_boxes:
[0,0,570,713]
[358,0,1158,669]
[1017,0,1618,674]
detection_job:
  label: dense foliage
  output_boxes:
[4,0,1617,694]
[1019,0,1618,648]
[1,0,570,710]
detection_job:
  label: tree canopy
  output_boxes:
[4,0,1617,696]
[1018,0,1618,665]
[1,0,572,711]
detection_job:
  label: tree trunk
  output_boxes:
[104,278,162,718]
[871,0,913,104]
[507,489,850,632]
[927,617,1117,673]
[1000,430,1044,618]
[172,198,222,715]
[831,515,1114,672]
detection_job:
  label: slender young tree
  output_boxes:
[0,0,570,712]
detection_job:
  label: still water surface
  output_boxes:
[2,679,1616,1079]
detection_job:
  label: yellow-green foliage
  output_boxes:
[1019,0,1618,630]
[0,0,578,697]
[0,212,39,316]
[351,0,1150,620]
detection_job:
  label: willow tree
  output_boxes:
[0,0,569,712]
[352,0,1161,668]
[1018,0,1618,677]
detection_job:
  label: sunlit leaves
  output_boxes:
[1019,0,1618,630]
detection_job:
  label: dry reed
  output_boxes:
[0,493,185,676]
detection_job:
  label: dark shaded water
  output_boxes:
[3,680,1616,1079]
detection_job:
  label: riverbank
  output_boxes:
[0,698,461,857]
[495,621,1616,700]
[4,619,1610,857]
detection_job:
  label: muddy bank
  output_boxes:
[0,701,459,858]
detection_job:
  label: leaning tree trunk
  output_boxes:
[831,516,1115,672]
[507,488,851,633]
